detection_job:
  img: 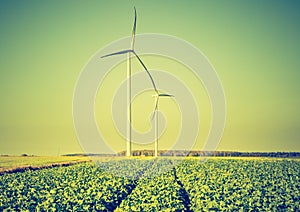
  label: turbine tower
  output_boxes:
[101,7,158,156]
[152,93,174,157]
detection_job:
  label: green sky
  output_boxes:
[0,0,300,155]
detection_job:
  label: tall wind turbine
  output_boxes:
[101,7,158,156]
[152,93,174,157]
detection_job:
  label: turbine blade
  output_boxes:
[131,7,137,50]
[133,51,158,93]
[100,49,132,58]
[158,94,174,97]
[151,96,159,121]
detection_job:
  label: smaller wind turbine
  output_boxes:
[152,93,174,157]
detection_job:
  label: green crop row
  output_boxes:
[0,158,299,211]
[117,159,189,211]
[0,163,135,211]
[175,158,300,211]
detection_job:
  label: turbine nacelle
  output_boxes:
[151,93,174,121]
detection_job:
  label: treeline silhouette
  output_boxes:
[63,151,300,158]
[116,150,300,158]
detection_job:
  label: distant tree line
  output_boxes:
[117,150,300,158]
[61,151,300,158]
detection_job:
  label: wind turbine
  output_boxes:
[101,7,158,157]
[152,93,174,157]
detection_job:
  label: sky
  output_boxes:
[0,0,300,155]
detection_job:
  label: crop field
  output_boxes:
[0,157,299,211]
[0,156,89,174]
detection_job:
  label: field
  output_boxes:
[0,156,89,174]
[0,157,299,211]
